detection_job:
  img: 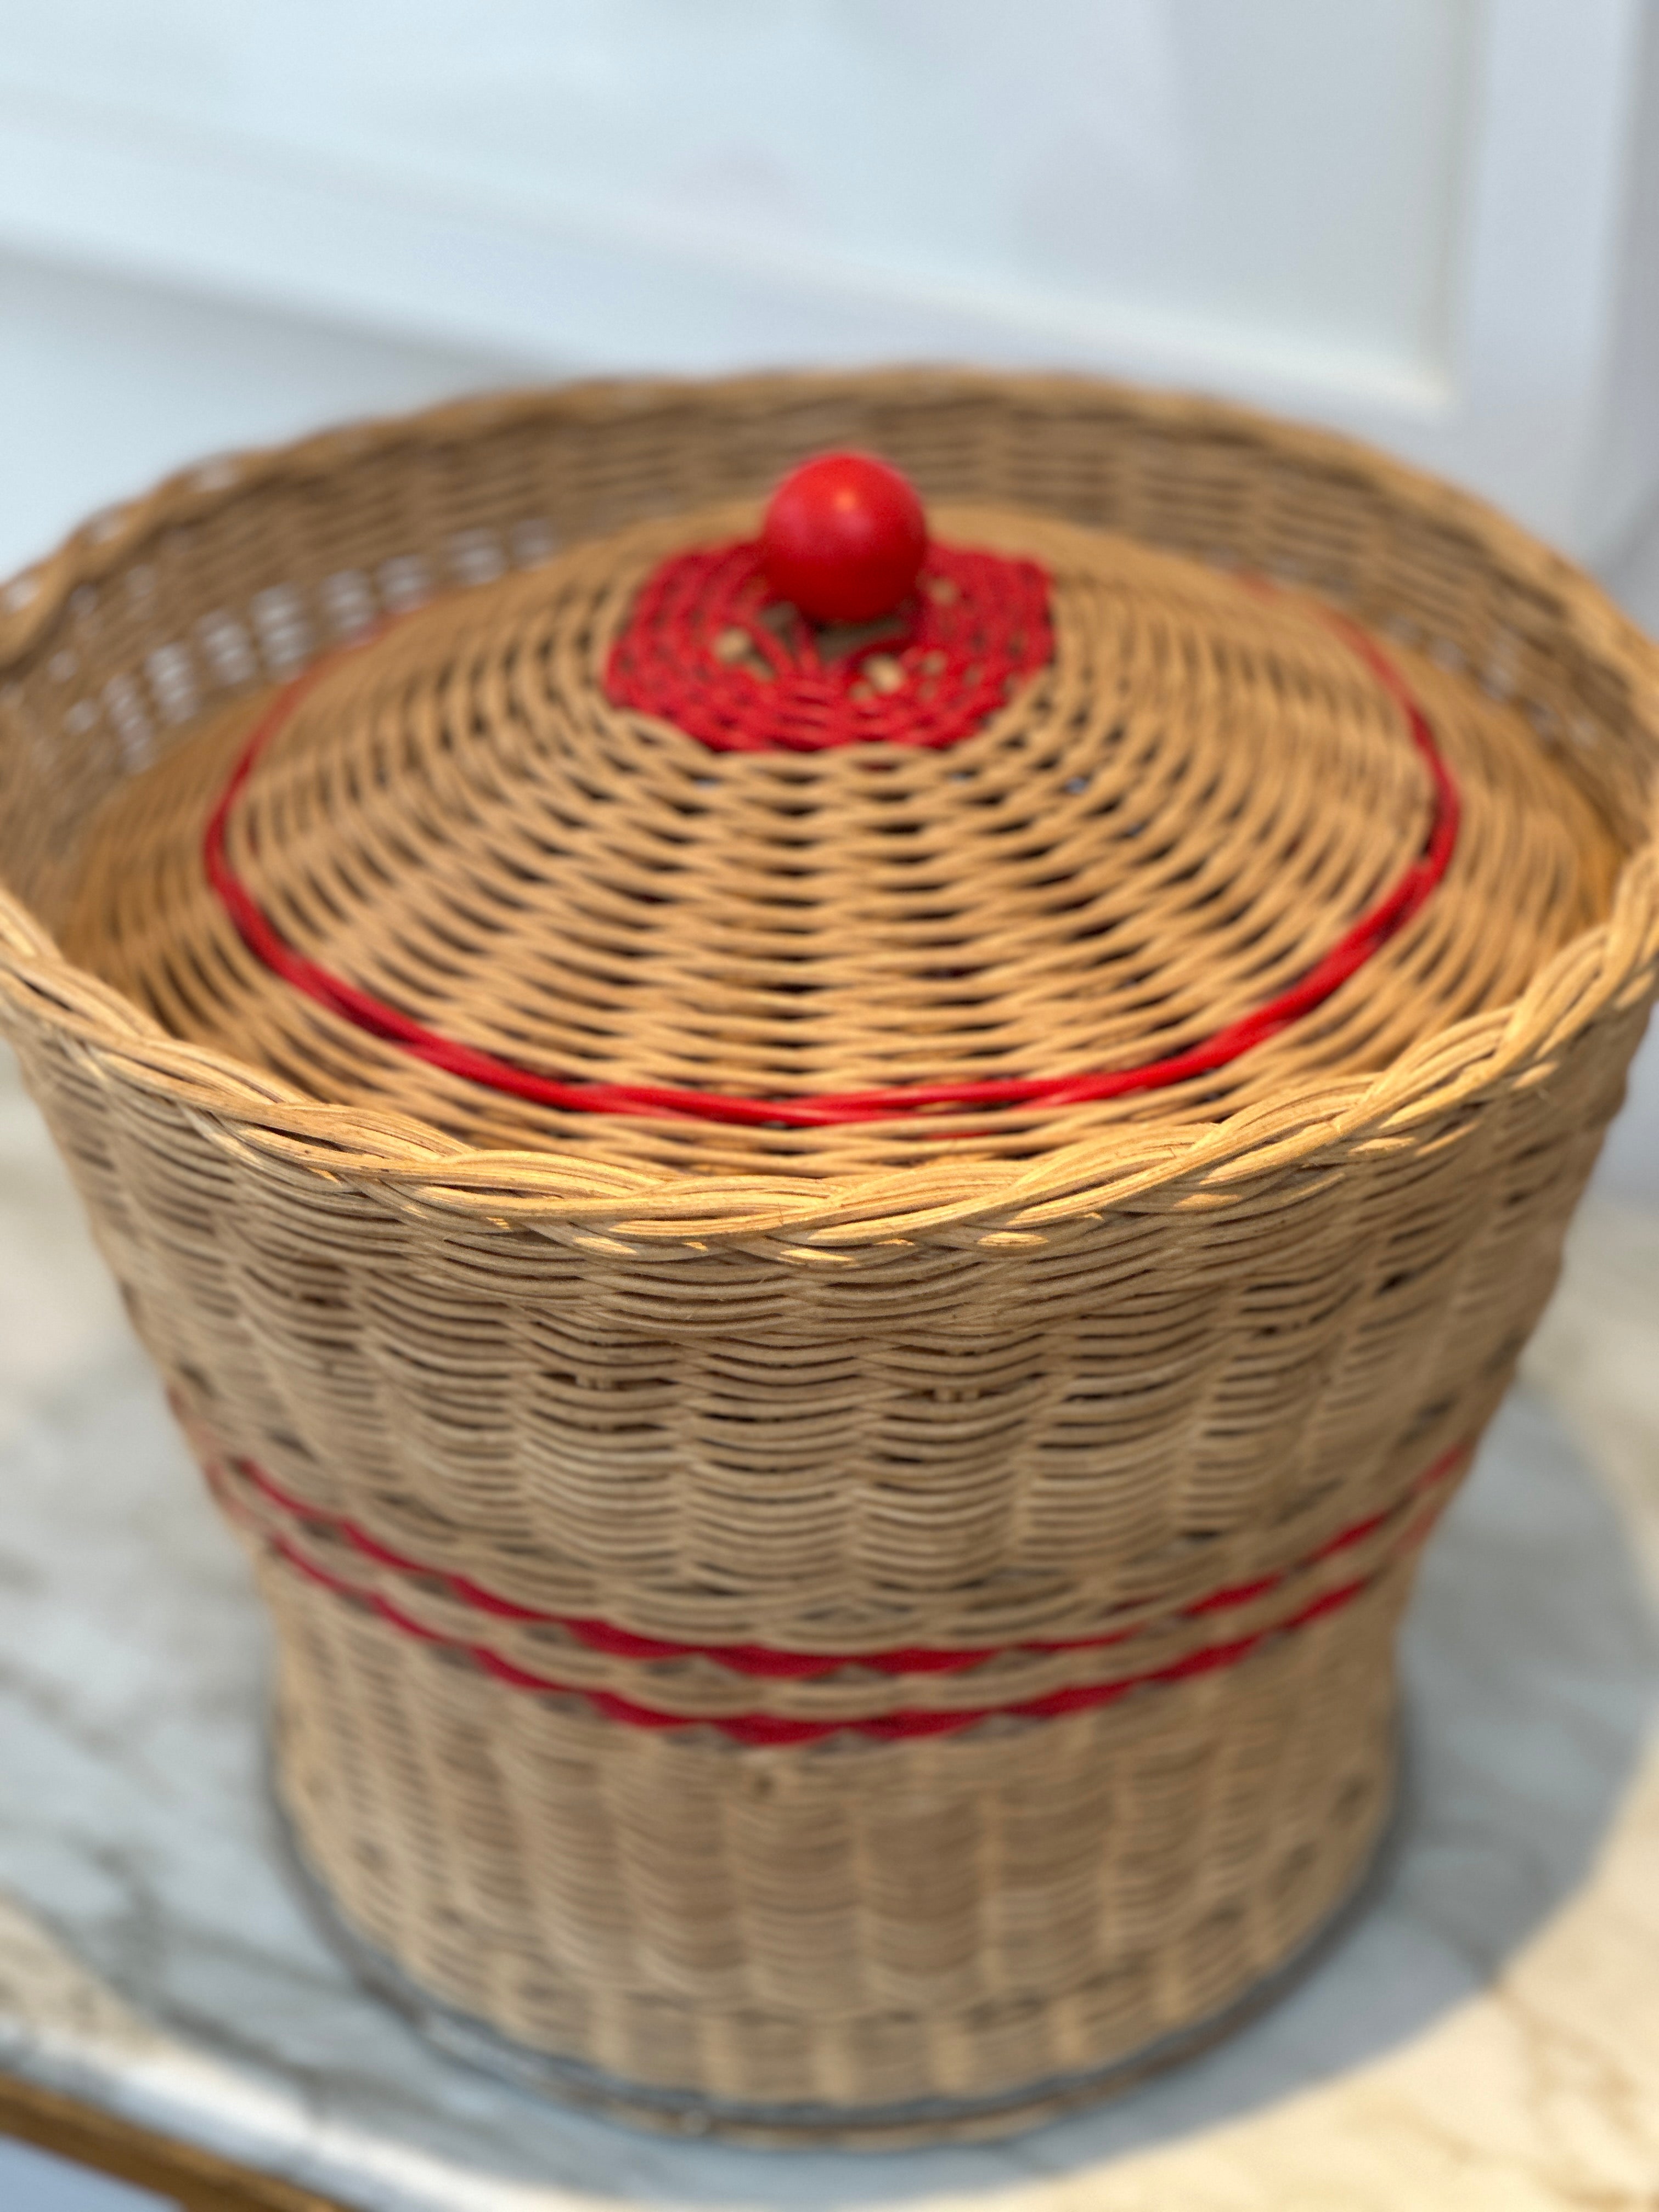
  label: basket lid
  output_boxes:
[67,462,1619,1175]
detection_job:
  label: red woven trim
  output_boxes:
[212,1442,1468,1697]
[232,1505,1443,1746]
[604,540,1052,752]
[204,585,1459,1130]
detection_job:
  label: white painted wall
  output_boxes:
[0,246,532,578]
[3,1,1659,552]
[0,0,1478,396]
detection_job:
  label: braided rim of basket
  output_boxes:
[2,371,1657,1240]
[198,560,1459,1131]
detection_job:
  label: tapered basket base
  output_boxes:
[270,1735,1407,2151]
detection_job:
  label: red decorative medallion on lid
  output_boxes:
[606,451,1053,752]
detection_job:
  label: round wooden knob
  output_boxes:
[760,452,928,624]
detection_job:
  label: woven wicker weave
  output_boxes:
[58,502,1618,1176]
[2,370,1657,2141]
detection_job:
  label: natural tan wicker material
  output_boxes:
[1,370,1656,2137]
[59,503,1619,1175]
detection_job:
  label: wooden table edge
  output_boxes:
[0,2068,348,2212]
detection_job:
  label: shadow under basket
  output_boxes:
[2,370,1657,2142]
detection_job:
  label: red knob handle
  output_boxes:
[760,452,928,625]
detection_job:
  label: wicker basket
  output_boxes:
[2,371,1656,2145]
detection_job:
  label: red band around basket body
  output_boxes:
[205,1438,1470,1746]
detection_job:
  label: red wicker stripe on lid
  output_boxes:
[198,571,1458,1127]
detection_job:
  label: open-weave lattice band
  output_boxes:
[201,573,1459,1131]
[205,1437,1468,1746]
